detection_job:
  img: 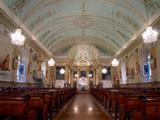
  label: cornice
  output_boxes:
[117,16,160,59]
[0,1,52,58]
[0,8,49,58]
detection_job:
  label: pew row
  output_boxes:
[0,87,76,120]
[91,88,160,120]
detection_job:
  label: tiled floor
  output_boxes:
[56,93,110,120]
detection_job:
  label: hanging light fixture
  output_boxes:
[68,44,99,66]
[142,26,158,43]
[10,1,26,46]
[110,11,119,67]
[11,29,25,46]
[102,68,107,74]
[60,68,65,74]
[75,74,78,78]
[48,8,56,67]
[111,58,119,67]
[142,1,158,44]
[48,58,55,67]
[89,74,92,77]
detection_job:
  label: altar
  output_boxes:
[77,77,89,91]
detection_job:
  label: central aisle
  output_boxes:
[56,93,109,120]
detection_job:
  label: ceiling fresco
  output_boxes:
[2,0,160,56]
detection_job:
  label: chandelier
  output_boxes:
[48,9,56,67]
[111,58,119,67]
[89,74,92,78]
[48,58,55,67]
[11,28,25,46]
[142,26,158,44]
[102,68,107,74]
[75,74,78,78]
[142,2,158,44]
[10,1,26,46]
[68,44,99,66]
[60,68,65,74]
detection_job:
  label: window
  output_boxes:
[121,61,127,84]
[17,63,26,82]
[89,71,93,78]
[56,66,65,80]
[102,67,111,80]
[80,71,86,78]
[73,71,78,78]
[143,53,151,82]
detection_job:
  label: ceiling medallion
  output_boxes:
[73,16,94,29]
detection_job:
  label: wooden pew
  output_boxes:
[133,98,160,120]
[0,87,76,120]
[0,95,36,120]
[91,87,160,120]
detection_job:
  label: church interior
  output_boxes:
[0,0,160,120]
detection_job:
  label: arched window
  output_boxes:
[56,66,65,80]
[140,47,151,82]
[121,60,127,84]
[143,53,151,81]
[102,66,111,80]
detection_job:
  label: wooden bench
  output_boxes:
[133,98,160,120]
[0,96,36,120]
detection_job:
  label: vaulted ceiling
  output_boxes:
[2,0,160,56]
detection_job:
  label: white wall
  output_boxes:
[0,25,11,64]
[55,80,65,88]
[0,24,11,81]
[102,80,112,88]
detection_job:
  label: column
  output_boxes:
[65,65,69,83]
[52,65,56,87]
[151,45,157,81]
[93,69,96,85]
[87,69,89,80]
[95,68,97,85]
[77,69,80,81]
[98,65,102,85]
[68,68,71,84]
[111,66,115,87]
[99,65,102,80]
[70,69,73,86]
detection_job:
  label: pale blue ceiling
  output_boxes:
[2,0,160,56]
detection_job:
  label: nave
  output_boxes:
[56,93,109,120]
[0,0,160,120]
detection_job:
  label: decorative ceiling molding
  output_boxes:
[34,15,131,35]
[0,1,52,57]
[49,36,117,56]
[21,0,146,22]
[2,0,160,57]
[117,14,160,58]
[41,27,123,49]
